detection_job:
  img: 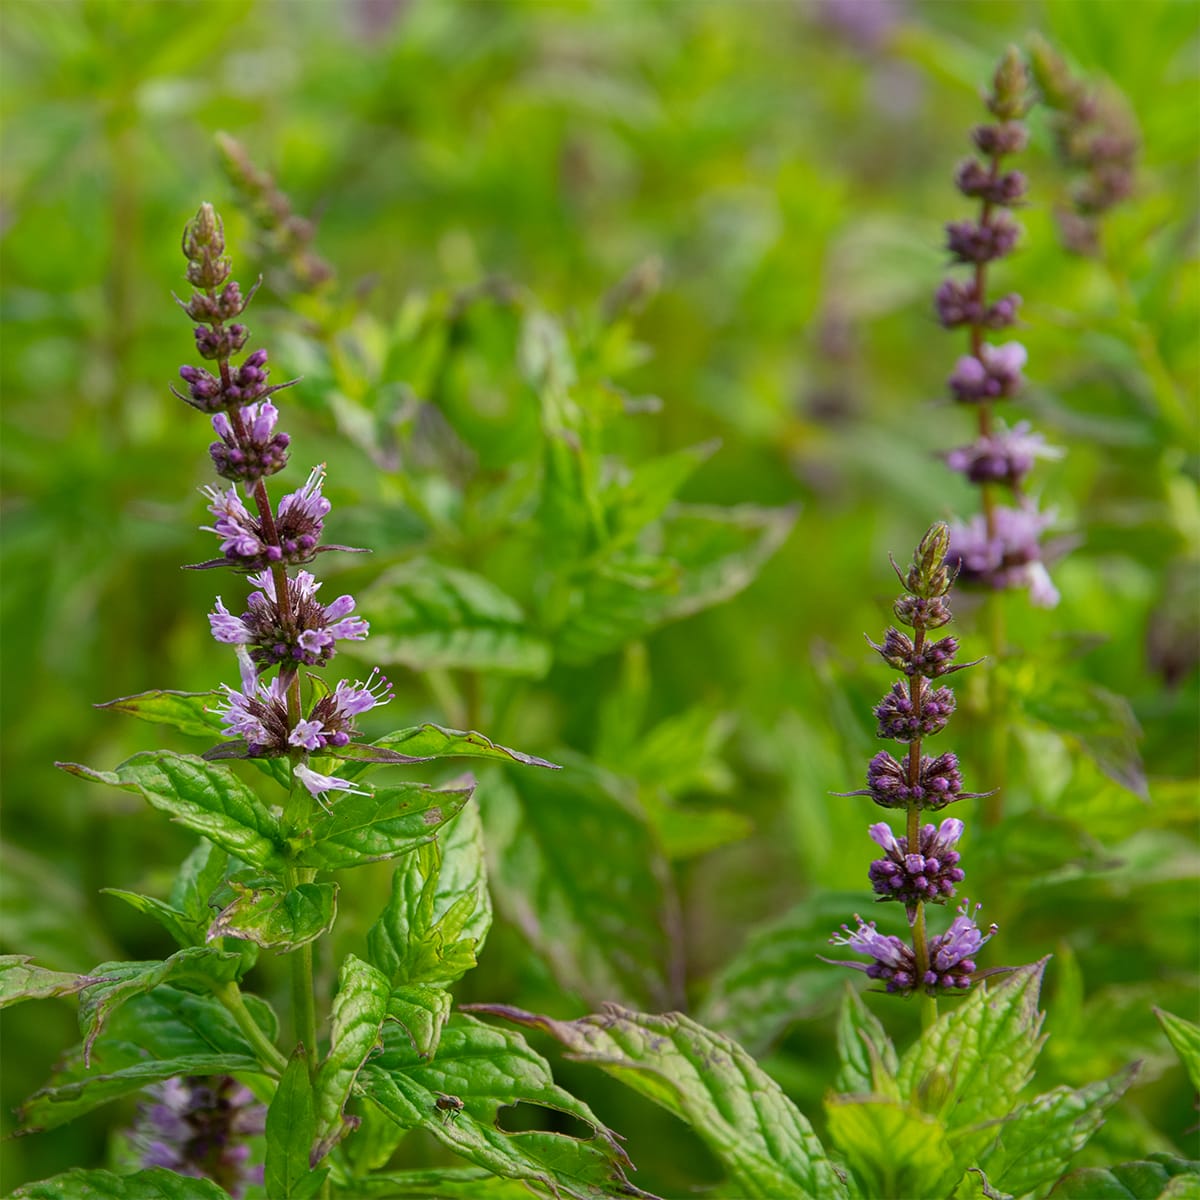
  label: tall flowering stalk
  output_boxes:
[827,524,995,1028]
[938,49,1062,610]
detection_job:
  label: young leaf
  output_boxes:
[207,879,338,949]
[951,1168,1013,1200]
[825,1095,957,1200]
[313,955,391,1161]
[95,689,225,739]
[9,1167,230,1199]
[834,983,900,1097]
[364,559,552,677]
[57,752,286,869]
[266,1048,328,1200]
[358,1013,642,1200]
[77,947,245,1064]
[980,1065,1140,1197]
[294,780,473,870]
[387,984,454,1061]
[896,959,1048,1142]
[483,760,681,1009]
[1051,1154,1200,1199]
[467,1003,845,1200]
[1155,1008,1200,1092]
[367,800,491,988]
[0,956,103,1009]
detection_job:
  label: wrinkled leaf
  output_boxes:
[834,984,900,1097]
[1050,1154,1200,1199]
[469,1003,844,1200]
[345,723,559,782]
[9,1167,230,1199]
[349,1166,532,1197]
[314,955,391,1161]
[57,753,285,869]
[367,800,491,988]
[365,559,552,677]
[359,1013,641,1200]
[483,760,680,1009]
[0,955,102,1009]
[207,879,338,950]
[266,1048,328,1200]
[294,779,473,871]
[95,689,224,739]
[386,985,454,1061]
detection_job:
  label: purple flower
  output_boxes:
[826,915,918,994]
[948,341,1027,402]
[866,628,962,677]
[210,401,291,486]
[948,504,1059,607]
[201,465,331,571]
[873,678,956,741]
[972,122,1028,157]
[294,763,368,805]
[946,420,1062,488]
[955,159,1027,205]
[209,568,368,670]
[840,749,973,811]
[128,1075,265,1199]
[868,817,966,906]
[194,323,249,361]
[945,214,1020,264]
[935,280,1021,330]
[925,901,997,989]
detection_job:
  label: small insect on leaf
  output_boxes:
[434,1091,465,1123]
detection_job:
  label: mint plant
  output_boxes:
[0,206,653,1200]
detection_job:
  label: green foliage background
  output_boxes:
[2,0,1197,1194]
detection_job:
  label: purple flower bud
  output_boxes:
[955,160,1028,206]
[874,679,956,741]
[892,593,952,632]
[867,628,962,677]
[868,817,966,906]
[973,122,1029,157]
[193,323,250,361]
[935,279,986,329]
[838,749,972,811]
[209,401,291,487]
[946,214,1020,264]
[948,341,1026,402]
[985,292,1021,328]
[946,420,1062,488]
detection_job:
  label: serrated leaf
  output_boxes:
[57,752,285,869]
[483,759,680,1009]
[348,1166,532,1197]
[952,1167,1013,1200]
[1018,677,1147,799]
[294,780,473,871]
[95,689,225,739]
[266,1048,328,1200]
[77,947,244,1064]
[1156,1008,1200,1092]
[9,1167,230,1199]
[699,893,883,1054]
[825,1095,957,1199]
[0,955,102,1009]
[386,985,454,1061]
[367,800,491,987]
[207,879,338,949]
[553,504,795,665]
[983,1065,1140,1196]
[1051,1155,1200,1199]
[358,1013,640,1200]
[469,1003,843,1200]
[896,960,1048,1146]
[314,955,391,1161]
[364,559,552,677]
[834,984,900,1096]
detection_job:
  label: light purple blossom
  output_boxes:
[947,503,1060,607]
[210,400,290,486]
[294,763,369,804]
[925,901,997,988]
[948,341,1027,402]
[868,817,966,906]
[946,420,1062,488]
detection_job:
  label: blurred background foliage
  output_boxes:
[2,0,1197,1193]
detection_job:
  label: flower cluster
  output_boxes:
[127,1075,266,1199]
[827,525,995,997]
[937,48,1063,608]
[175,203,383,801]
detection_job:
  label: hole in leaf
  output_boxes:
[495,1101,595,1140]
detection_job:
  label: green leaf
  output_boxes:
[359,1013,638,1200]
[95,689,224,739]
[314,954,391,1160]
[0,955,102,1009]
[266,1048,328,1200]
[469,1003,844,1200]
[482,759,680,1009]
[9,1167,230,1199]
[100,890,198,949]
[171,840,231,924]
[951,1167,1013,1200]
[834,984,900,1097]
[553,504,796,666]
[981,1065,1140,1197]
[387,985,454,1061]
[346,723,559,780]
[207,878,338,949]
[825,1095,957,1199]
[1156,1008,1200,1092]
[57,752,285,869]
[367,800,492,987]
[294,780,473,871]
[77,947,244,1063]
[1051,1155,1200,1199]
[1017,676,1148,799]
[603,440,720,544]
[347,1167,532,1197]
[364,559,552,677]
[896,960,1048,1147]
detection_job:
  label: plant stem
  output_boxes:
[283,862,321,1078]
[216,983,289,1077]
